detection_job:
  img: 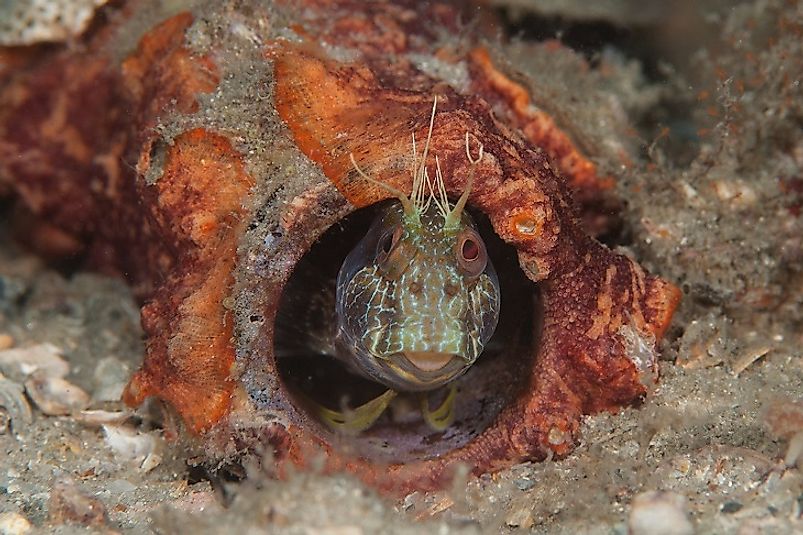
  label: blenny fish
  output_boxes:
[280,100,501,432]
[0,0,681,492]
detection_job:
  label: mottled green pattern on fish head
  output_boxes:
[336,201,500,392]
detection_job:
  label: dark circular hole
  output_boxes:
[274,202,541,463]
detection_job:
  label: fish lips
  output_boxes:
[380,351,469,391]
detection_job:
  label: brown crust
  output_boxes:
[122,128,254,433]
[271,38,680,490]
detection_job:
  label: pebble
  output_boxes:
[0,373,33,432]
[24,374,90,416]
[402,492,419,511]
[102,424,163,472]
[107,479,137,494]
[505,505,535,529]
[0,343,69,380]
[0,275,28,311]
[48,480,107,527]
[720,501,743,514]
[92,356,129,402]
[784,431,803,468]
[0,511,32,535]
[102,424,157,458]
[74,409,131,427]
[628,491,694,535]
[0,334,14,350]
[0,0,111,47]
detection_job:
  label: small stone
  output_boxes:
[720,501,743,514]
[74,409,131,427]
[629,491,693,535]
[0,511,32,534]
[676,314,732,369]
[419,494,453,517]
[763,398,803,440]
[140,451,163,473]
[92,356,129,402]
[505,504,535,529]
[731,345,772,376]
[711,178,757,207]
[24,374,90,415]
[0,374,33,431]
[548,426,568,445]
[0,408,9,434]
[0,334,14,350]
[102,424,162,471]
[402,492,419,511]
[784,431,803,468]
[0,0,111,46]
[107,479,137,494]
[514,477,537,491]
[48,480,107,527]
[0,343,69,380]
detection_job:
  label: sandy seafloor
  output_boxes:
[0,0,802,533]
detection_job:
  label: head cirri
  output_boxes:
[335,99,500,392]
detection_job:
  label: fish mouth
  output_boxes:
[382,352,468,390]
[403,351,455,371]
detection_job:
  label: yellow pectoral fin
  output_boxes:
[316,389,398,434]
[420,384,458,432]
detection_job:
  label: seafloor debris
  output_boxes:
[48,479,108,528]
[628,491,694,535]
[74,408,132,427]
[101,423,163,472]
[504,497,535,529]
[730,345,773,376]
[0,342,90,417]
[92,356,131,403]
[763,398,803,468]
[0,334,14,350]
[0,0,109,46]
[23,373,90,416]
[0,0,680,491]
[676,313,733,370]
[0,343,69,381]
[0,372,32,433]
[0,511,32,535]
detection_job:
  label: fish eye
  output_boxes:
[376,225,402,261]
[456,230,487,278]
[462,238,479,261]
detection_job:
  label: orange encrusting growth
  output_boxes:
[123,129,254,433]
[469,47,615,192]
[272,44,433,208]
[272,45,362,184]
[121,13,220,119]
[645,278,683,340]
